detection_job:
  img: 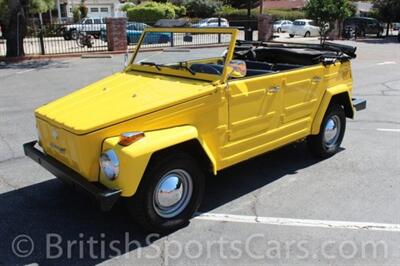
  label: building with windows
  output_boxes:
[61,0,126,19]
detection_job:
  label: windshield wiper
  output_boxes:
[178,62,196,75]
[140,61,162,71]
[140,61,196,76]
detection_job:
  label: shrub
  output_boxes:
[126,2,176,23]
[267,9,306,21]
[168,3,186,17]
[183,0,223,18]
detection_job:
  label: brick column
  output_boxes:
[258,14,273,42]
[106,18,127,51]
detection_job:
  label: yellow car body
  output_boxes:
[24,27,365,225]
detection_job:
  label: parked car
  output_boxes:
[288,19,320,38]
[62,17,106,40]
[100,22,171,44]
[273,20,293,33]
[192,18,229,28]
[393,22,400,31]
[343,17,383,37]
[24,27,366,233]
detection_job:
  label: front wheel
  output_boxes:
[304,31,311,37]
[126,151,205,233]
[307,104,346,158]
[289,34,295,38]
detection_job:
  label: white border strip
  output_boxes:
[377,128,400,133]
[194,213,400,232]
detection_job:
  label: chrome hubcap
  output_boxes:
[323,115,341,148]
[153,169,193,218]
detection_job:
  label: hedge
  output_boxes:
[218,7,306,29]
[126,2,181,23]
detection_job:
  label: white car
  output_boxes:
[62,17,106,40]
[273,20,292,33]
[192,18,229,28]
[289,19,320,38]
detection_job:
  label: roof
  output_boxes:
[263,0,307,10]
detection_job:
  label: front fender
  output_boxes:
[99,126,209,197]
[311,84,354,135]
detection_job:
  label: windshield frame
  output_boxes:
[127,27,238,83]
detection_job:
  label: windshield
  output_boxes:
[131,30,234,80]
[274,20,283,25]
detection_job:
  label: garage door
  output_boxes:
[88,5,112,18]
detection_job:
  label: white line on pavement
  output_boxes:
[194,212,400,232]
[377,128,400,132]
[16,69,35,74]
[377,61,397,66]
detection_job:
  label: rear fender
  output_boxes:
[99,126,216,197]
[311,84,354,135]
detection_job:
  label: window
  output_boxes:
[100,7,109,12]
[84,19,93,24]
[90,7,99,13]
[94,19,102,24]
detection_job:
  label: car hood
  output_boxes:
[35,71,214,135]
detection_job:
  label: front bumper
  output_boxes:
[352,98,367,111]
[23,141,121,211]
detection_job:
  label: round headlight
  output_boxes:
[99,150,119,180]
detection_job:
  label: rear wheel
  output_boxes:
[289,34,295,38]
[126,151,205,233]
[70,29,79,40]
[277,28,282,33]
[307,104,346,158]
[304,31,311,37]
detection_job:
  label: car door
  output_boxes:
[279,65,326,134]
[227,74,283,142]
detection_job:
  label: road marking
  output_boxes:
[377,128,400,133]
[194,213,400,232]
[377,61,397,66]
[16,69,35,74]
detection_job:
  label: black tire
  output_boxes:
[304,31,311,37]
[63,33,71,41]
[307,104,346,158]
[289,34,295,38]
[126,151,205,233]
[70,29,78,40]
[277,28,282,33]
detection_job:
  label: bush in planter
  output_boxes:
[183,0,222,18]
[126,2,176,23]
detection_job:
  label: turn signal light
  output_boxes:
[118,132,145,146]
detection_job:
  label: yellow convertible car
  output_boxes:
[24,27,366,232]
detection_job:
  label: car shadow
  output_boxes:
[0,142,329,265]
[353,36,399,44]
[0,60,69,70]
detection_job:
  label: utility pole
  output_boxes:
[259,0,263,14]
[56,0,62,22]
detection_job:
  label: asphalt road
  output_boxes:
[0,38,399,265]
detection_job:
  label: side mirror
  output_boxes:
[228,60,247,78]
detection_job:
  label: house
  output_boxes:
[60,0,126,19]
[352,1,374,17]
[263,0,308,10]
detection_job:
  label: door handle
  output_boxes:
[312,76,322,83]
[268,85,280,94]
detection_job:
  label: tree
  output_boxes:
[225,0,260,9]
[0,0,54,57]
[305,0,353,43]
[373,0,400,36]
